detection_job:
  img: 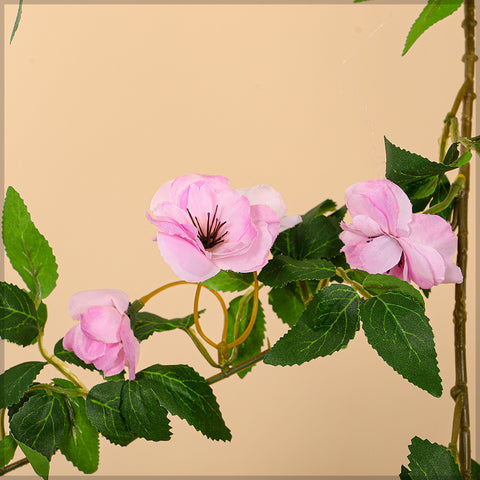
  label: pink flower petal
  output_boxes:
[68,289,129,321]
[119,316,140,380]
[279,215,302,233]
[93,343,125,377]
[80,306,123,343]
[150,180,173,215]
[171,174,230,209]
[238,184,287,218]
[63,323,107,363]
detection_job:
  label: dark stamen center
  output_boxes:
[187,205,228,249]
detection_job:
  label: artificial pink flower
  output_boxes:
[147,174,300,282]
[63,289,140,380]
[339,179,463,289]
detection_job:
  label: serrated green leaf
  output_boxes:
[399,465,413,480]
[403,0,463,55]
[134,310,203,342]
[138,364,231,441]
[360,292,442,397]
[472,459,480,479]
[361,274,424,309]
[0,361,46,408]
[385,137,456,185]
[258,255,336,288]
[58,395,99,474]
[16,440,50,480]
[0,282,39,346]
[406,437,462,479]
[120,380,171,441]
[268,284,306,327]
[227,296,266,378]
[10,392,67,459]
[265,285,360,366]
[2,187,58,299]
[203,271,254,292]
[0,435,17,469]
[53,339,96,371]
[86,381,136,446]
[301,199,337,224]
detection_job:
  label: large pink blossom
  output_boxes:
[63,289,140,380]
[147,174,301,282]
[339,179,463,289]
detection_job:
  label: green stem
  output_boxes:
[183,328,221,368]
[29,383,88,397]
[424,174,465,215]
[335,267,372,299]
[297,280,313,305]
[0,409,5,441]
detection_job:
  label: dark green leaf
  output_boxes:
[405,437,461,479]
[0,282,39,346]
[401,179,434,212]
[54,338,96,371]
[134,310,203,342]
[403,0,463,55]
[301,199,337,224]
[472,459,480,480]
[361,274,424,309]
[36,301,47,331]
[268,284,305,327]
[2,187,58,299]
[227,296,266,378]
[9,0,23,44]
[399,465,413,480]
[360,292,442,397]
[258,255,336,288]
[16,440,50,480]
[385,137,456,185]
[203,271,254,292]
[86,381,136,446]
[265,285,360,366]
[430,174,454,221]
[444,142,460,166]
[58,395,99,474]
[138,364,231,441]
[0,361,46,408]
[120,380,171,441]
[10,391,67,459]
[0,435,17,469]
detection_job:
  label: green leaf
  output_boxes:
[120,379,172,441]
[36,301,48,331]
[227,296,266,378]
[0,361,46,408]
[0,282,39,346]
[403,0,463,55]
[138,364,231,441]
[385,137,456,185]
[399,465,413,480]
[54,338,96,371]
[133,310,203,342]
[472,459,480,480]
[268,284,306,327]
[9,0,23,44]
[58,395,99,474]
[203,271,254,292]
[429,174,454,221]
[405,437,462,479]
[2,187,58,299]
[16,440,50,480]
[10,392,67,459]
[361,274,425,309]
[258,255,336,288]
[86,381,136,446]
[265,285,360,366]
[0,435,17,469]
[360,292,442,397]
[301,199,337,224]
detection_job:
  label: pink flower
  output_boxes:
[147,174,301,282]
[63,289,140,380]
[339,179,463,289]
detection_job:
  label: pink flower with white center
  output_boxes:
[339,179,463,290]
[147,174,301,282]
[63,289,140,380]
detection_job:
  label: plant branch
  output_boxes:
[0,458,29,476]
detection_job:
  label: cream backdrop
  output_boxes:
[3,2,476,476]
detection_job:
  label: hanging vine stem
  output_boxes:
[451,1,476,478]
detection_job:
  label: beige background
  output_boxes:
[3,2,476,476]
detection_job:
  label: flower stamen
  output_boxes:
[187,205,228,249]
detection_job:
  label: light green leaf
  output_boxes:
[10,392,67,459]
[403,0,463,55]
[265,284,360,366]
[203,271,254,292]
[360,292,442,397]
[10,0,23,44]
[0,283,39,346]
[0,435,17,469]
[268,284,306,327]
[16,440,50,480]
[86,381,136,446]
[258,255,336,288]
[2,187,58,299]
[120,380,172,441]
[138,364,231,441]
[404,437,462,479]
[0,361,46,408]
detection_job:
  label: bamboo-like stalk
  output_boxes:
[452,1,476,478]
